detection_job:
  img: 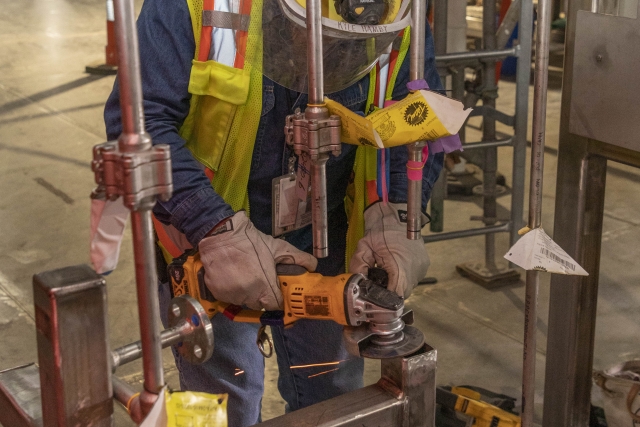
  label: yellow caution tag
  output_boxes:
[325,90,472,148]
[165,391,228,427]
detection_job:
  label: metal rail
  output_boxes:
[435,47,519,65]
[522,0,552,423]
[423,222,510,243]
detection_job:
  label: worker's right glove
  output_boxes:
[198,211,318,311]
[349,202,430,298]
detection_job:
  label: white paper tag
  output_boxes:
[294,189,312,229]
[140,386,168,427]
[278,177,297,227]
[504,228,588,275]
[90,197,129,274]
[296,152,312,201]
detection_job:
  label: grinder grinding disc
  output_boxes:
[343,324,425,359]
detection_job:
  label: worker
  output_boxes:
[104,0,444,424]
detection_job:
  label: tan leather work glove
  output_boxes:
[349,202,430,298]
[199,211,318,310]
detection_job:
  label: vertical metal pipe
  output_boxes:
[113,0,147,150]
[311,158,329,257]
[113,0,165,409]
[591,0,598,13]
[407,0,427,239]
[306,0,324,105]
[482,0,498,269]
[130,209,165,396]
[521,0,551,423]
[510,0,534,247]
[429,0,448,234]
[305,0,330,257]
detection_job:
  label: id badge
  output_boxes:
[272,165,313,238]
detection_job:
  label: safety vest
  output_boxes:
[154,0,411,269]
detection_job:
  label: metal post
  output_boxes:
[407,0,427,240]
[33,265,113,427]
[430,0,448,233]
[482,0,498,272]
[521,0,552,423]
[113,0,165,411]
[510,0,534,248]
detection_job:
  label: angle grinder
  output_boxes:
[168,251,424,359]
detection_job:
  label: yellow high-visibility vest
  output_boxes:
[155,0,410,269]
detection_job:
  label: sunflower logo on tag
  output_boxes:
[403,102,428,126]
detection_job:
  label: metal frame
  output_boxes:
[541,2,640,426]
[257,344,437,427]
[425,0,535,278]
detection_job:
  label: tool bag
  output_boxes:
[593,360,640,426]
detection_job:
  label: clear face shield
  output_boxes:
[262,0,412,94]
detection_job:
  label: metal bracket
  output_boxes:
[92,140,173,209]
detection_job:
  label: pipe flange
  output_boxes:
[168,296,214,364]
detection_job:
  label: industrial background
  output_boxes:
[0,0,639,426]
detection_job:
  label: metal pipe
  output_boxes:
[113,0,147,151]
[435,47,519,64]
[306,0,324,105]
[482,0,498,270]
[112,376,144,424]
[310,157,329,257]
[463,137,513,150]
[112,321,189,369]
[591,0,598,13]
[521,0,552,423]
[509,0,533,248]
[112,376,137,409]
[406,0,427,240]
[407,143,426,239]
[423,222,510,243]
[129,208,165,397]
[112,0,167,415]
[429,0,448,234]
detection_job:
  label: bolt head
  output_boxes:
[171,304,181,318]
[193,345,203,359]
[596,55,603,62]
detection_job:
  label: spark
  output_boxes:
[289,360,346,370]
[307,368,339,379]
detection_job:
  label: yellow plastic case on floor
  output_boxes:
[165,390,228,427]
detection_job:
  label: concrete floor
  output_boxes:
[1,0,639,426]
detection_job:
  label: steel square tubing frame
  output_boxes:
[542,1,640,425]
[425,0,534,249]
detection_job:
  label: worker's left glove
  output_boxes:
[349,202,430,298]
